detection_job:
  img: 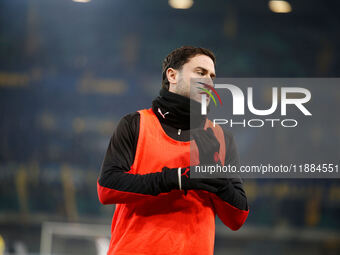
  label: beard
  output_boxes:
[174,72,191,98]
[171,73,211,105]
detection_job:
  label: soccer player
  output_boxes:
[97,46,249,255]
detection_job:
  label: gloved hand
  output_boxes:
[159,165,241,211]
[191,127,221,165]
[161,166,230,194]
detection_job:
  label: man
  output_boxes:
[97,46,249,255]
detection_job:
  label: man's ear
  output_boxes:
[166,68,178,85]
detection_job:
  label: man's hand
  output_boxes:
[161,166,219,193]
[161,166,231,195]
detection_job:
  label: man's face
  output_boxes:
[169,54,216,104]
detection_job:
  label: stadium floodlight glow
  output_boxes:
[72,0,91,3]
[169,0,194,9]
[268,0,292,13]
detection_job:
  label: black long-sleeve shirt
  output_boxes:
[98,110,248,210]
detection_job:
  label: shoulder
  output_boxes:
[117,111,141,128]
[112,111,141,138]
[120,111,140,123]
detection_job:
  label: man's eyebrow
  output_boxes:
[196,66,216,78]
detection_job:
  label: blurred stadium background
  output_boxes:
[0,0,339,254]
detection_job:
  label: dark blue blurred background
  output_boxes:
[0,0,339,254]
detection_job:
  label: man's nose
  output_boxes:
[205,77,214,87]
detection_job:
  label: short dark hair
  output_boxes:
[161,46,216,90]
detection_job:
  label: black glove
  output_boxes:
[182,167,235,201]
[160,166,244,209]
[191,127,220,165]
[161,167,221,193]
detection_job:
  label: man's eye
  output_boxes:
[197,72,204,75]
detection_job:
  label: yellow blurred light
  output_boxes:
[268,0,292,13]
[169,0,194,9]
[72,0,91,3]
